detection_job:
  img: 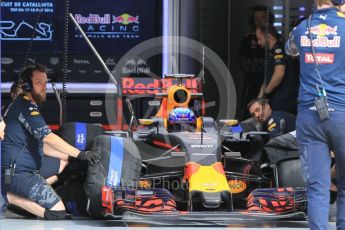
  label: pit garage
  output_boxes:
[0,0,341,229]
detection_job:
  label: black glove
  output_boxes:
[56,165,71,184]
[77,150,101,165]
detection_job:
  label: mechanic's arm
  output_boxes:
[43,142,69,161]
[43,133,100,164]
[262,65,286,95]
[19,100,100,165]
[285,31,299,56]
[43,133,79,158]
[0,116,5,140]
[258,44,287,98]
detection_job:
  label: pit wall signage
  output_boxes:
[74,13,140,39]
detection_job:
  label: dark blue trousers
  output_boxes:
[297,108,345,230]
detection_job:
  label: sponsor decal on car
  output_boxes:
[122,77,198,95]
[228,180,247,194]
[191,144,214,148]
[192,152,215,156]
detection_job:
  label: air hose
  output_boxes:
[260,0,271,131]
[62,0,70,139]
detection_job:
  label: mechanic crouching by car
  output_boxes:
[248,98,296,138]
[8,79,69,186]
[0,64,100,220]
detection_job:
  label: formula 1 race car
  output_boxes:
[57,75,307,222]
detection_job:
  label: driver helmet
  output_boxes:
[168,107,196,124]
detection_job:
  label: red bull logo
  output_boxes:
[301,35,341,48]
[307,24,338,36]
[112,13,139,25]
[75,14,111,24]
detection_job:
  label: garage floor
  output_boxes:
[0,204,338,229]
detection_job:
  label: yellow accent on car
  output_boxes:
[196,117,203,132]
[188,164,230,193]
[137,180,151,189]
[139,119,154,126]
[167,85,191,113]
[163,118,168,129]
[155,84,191,121]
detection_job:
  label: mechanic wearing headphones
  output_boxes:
[8,79,69,186]
[286,0,345,229]
[0,64,100,220]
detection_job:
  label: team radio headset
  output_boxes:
[20,65,39,92]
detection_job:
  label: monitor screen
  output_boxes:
[1,0,162,82]
[0,1,59,53]
[69,0,160,54]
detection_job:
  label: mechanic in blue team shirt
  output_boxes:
[0,64,100,220]
[248,98,296,138]
[285,0,345,229]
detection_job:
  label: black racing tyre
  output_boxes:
[277,158,306,188]
[264,132,299,163]
[84,135,141,218]
[55,181,89,216]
